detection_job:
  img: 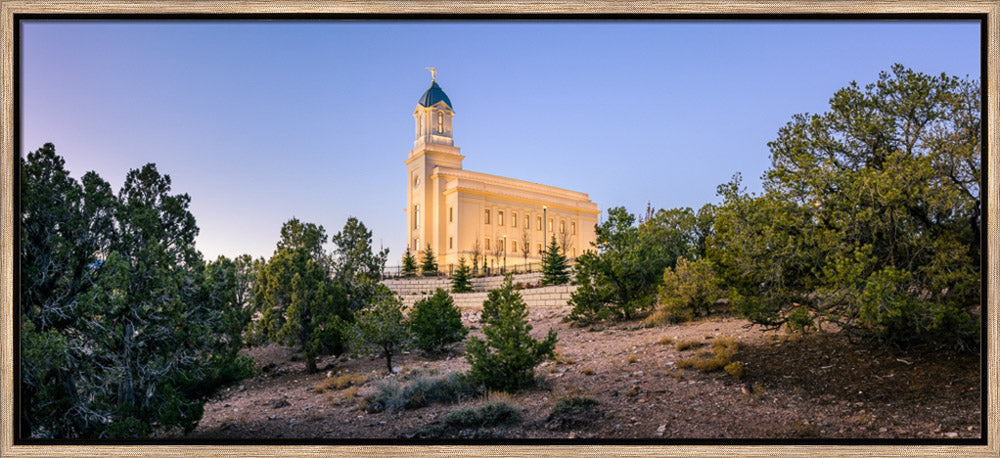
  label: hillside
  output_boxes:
[187,305,980,440]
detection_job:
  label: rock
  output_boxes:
[879,427,887,433]
[270,398,290,409]
[945,432,959,438]
[568,432,576,439]
[656,424,667,437]
[268,415,276,420]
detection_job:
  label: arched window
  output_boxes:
[414,204,420,229]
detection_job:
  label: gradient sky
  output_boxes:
[20,20,981,262]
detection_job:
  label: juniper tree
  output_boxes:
[251,219,349,372]
[711,65,981,350]
[354,288,412,373]
[331,217,390,312]
[21,146,251,438]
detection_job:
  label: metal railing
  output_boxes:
[382,259,573,279]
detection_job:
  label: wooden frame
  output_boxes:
[1,1,997,456]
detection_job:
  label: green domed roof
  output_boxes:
[418,81,452,109]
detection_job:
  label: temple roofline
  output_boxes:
[430,166,593,202]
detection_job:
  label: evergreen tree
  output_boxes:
[354,288,411,373]
[251,219,350,373]
[451,257,473,293]
[541,236,570,286]
[711,65,981,350]
[420,243,438,276]
[465,277,557,391]
[20,145,251,438]
[401,247,418,277]
[330,217,390,312]
[409,288,468,354]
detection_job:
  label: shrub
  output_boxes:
[675,339,705,351]
[364,372,477,413]
[647,257,724,325]
[724,361,744,379]
[313,373,366,393]
[465,277,557,391]
[677,336,740,375]
[547,396,601,430]
[552,345,575,365]
[658,336,674,345]
[418,401,522,438]
[409,289,467,355]
[568,205,713,324]
[353,289,411,373]
[451,258,473,293]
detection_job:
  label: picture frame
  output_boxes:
[1,1,997,456]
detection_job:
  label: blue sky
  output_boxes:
[21,20,981,262]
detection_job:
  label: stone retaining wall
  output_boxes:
[382,272,544,296]
[396,284,577,310]
[382,272,574,310]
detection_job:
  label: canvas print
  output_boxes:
[17,20,982,441]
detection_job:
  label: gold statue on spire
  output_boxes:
[425,66,437,82]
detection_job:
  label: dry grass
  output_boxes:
[791,420,816,438]
[313,373,366,393]
[553,346,576,365]
[581,367,594,376]
[678,335,740,376]
[724,361,744,379]
[625,354,638,364]
[675,339,706,351]
[657,336,674,345]
[484,390,513,404]
[325,386,360,406]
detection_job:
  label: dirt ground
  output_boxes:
[186,306,981,440]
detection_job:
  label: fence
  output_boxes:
[382,260,576,279]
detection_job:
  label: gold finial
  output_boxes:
[425,66,437,82]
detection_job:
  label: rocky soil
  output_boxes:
[186,307,981,441]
